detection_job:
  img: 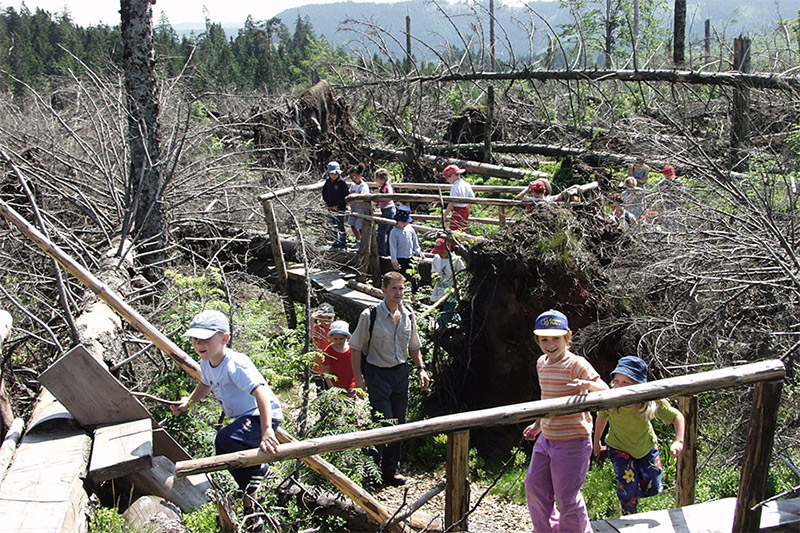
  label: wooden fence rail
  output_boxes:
[176,360,784,531]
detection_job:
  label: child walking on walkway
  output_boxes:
[389,207,421,292]
[593,356,685,515]
[171,310,283,529]
[523,310,608,533]
[321,320,356,397]
[374,168,396,256]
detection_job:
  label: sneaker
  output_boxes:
[382,470,406,486]
[352,241,360,250]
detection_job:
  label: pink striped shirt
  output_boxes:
[537,351,599,440]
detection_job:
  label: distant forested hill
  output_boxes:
[272,0,800,60]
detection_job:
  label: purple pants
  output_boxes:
[525,436,592,532]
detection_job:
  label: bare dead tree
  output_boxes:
[121,0,165,273]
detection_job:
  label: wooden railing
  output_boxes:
[176,360,785,533]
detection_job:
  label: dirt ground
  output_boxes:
[376,471,532,532]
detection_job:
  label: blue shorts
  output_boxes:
[215,415,281,494]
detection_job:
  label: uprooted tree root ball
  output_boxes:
[424,203,628,458]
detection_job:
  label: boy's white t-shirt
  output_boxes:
[431,254,466,301]
[201,349,283,421]
[449,178,475,207]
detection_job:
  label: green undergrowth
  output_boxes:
[137,270,800,530]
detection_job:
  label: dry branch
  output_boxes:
[0,199,201,380]
[369,147,548,180]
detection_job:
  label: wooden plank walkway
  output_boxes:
[591,496,800,532]
[0,429,91,532]
[287,265,382,319]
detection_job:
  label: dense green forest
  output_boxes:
[0,6,351,95]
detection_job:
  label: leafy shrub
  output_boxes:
[184,502,218,533]
[90,507,128,533]
[302,389,382,486]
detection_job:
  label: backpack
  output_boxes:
[361,303,416,365]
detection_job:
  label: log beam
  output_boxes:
[346,192,527,207]
[261,198,296,329]
[369,147,549,180]
[175,360,784,476]
[676,395,698,507]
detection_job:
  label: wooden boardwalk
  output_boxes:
[592,496,800,532]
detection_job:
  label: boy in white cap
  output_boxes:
[171,310,282,527]
[321,320,356,397]
[442,164,474,230]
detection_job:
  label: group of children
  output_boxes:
[610,159,686,230]
[170,158,686,530]
[524,309,685,531]
[172,304,685,532]
[322,161,475,256]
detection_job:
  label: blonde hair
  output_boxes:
[634,398,669,421]
[375,168,390,181]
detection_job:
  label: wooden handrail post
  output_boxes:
[356,201,375,284]
[732,380,783,532]
[445,430,470,531]
[260,198,296,329]
[498,206,506,227]
[676,395,697,506]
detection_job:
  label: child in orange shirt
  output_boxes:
[522,310,608,533]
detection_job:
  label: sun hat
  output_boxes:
[431,238,449,255]
[443,164,466,180]
[183,310,230,339]
[327,161,341,175]
[533,310,570,336]
[530,180,547,193]
[394,207,412,223]
[328,320,351,337]
[611,356,648,384]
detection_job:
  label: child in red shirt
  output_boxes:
[322,320,356,396]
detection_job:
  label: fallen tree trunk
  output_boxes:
[369,147,548,180]
[0,200,201,380]
[396,68,800,91]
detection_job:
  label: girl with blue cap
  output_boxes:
[593,356,686,515]
[523,310,608,533]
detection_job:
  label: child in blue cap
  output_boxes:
[523,310,608,533]
[389,206,421,292]
[593,356,685,515]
